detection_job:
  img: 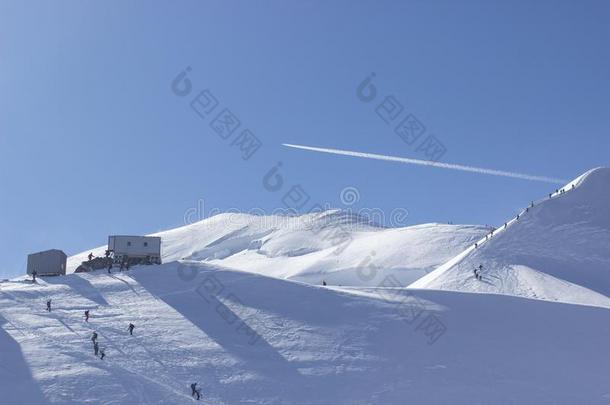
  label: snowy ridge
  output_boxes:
[410,167,610,308]
[68,210,487,287]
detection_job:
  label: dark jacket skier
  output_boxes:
[32,270,37,282]
[85,310,90,322]
[191,383,197,397]
[88,253,94,261]
[94,341,99,356]
[92,331,98,343]
[99,349,105,360]
[46,299,52,312]
[128,323,135,336]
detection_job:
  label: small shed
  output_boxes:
[27,249,67,276]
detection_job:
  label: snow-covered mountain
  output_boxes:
[411,167,610,308]
[68,210,487,287]
[3,167,610,404]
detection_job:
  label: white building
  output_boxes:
[108,235,162,264]
[27,249,67,276]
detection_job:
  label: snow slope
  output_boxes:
[4,168,610,404]
[411,167,610,308]
[1,263,609,404]
[68,210,487,287]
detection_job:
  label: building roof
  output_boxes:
[29,249,67,257]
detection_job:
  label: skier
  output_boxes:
[85,310,90,322]
[190,383,198,397]
[516,214,520,220]
[32,269,37,283]
[474,243,478,248]
[322,280,327,286]
[478,265,483,280]
[128,323,135,336]
[99,348,106,360]
[195,387,202,401]
[88,253,94,261]
[107,263,113,274]
[104,250,110,258]
[94,341,99,356]
[46,299,52,312]
[572,184,575,189]
[91,331,98,344]
[473,268,478,279]
[504,222,507,229]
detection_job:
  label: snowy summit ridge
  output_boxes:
[68,209,487,287]
[411,167,610,308]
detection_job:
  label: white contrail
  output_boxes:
[282,143,566,184]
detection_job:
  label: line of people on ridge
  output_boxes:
[473,183,577,251]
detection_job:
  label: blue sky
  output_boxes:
[1,1,609,278]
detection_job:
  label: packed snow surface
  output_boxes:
[1,264,609,404]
